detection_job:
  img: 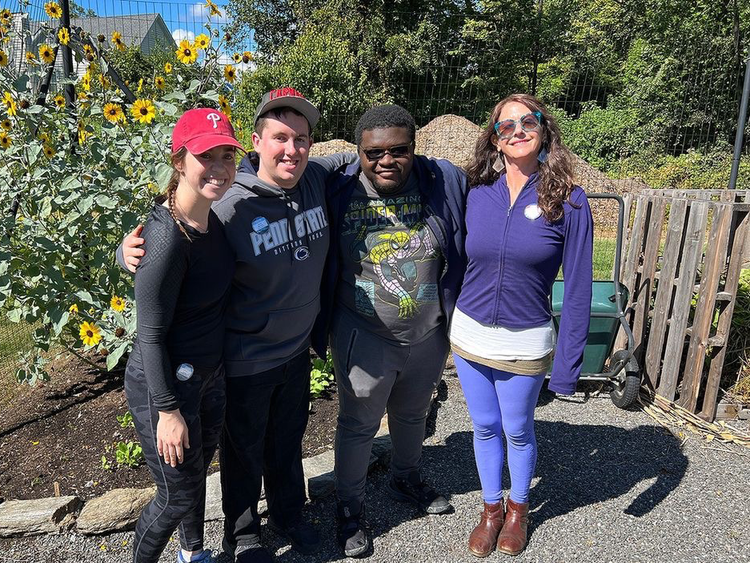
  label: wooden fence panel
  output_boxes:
[657,202,709,400]
[699,208,750,420]
[647,199,688,391]
[679,204,732,411]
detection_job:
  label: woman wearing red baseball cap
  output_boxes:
[124,108,243,563]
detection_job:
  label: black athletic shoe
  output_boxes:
[222,537,273,563]
[336,500,369,557]
[267,518,321,555]
[386,471,452,514]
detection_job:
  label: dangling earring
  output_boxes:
[537,147,548,164]
[492,152,504,172]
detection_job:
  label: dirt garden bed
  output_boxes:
[0,352,338,503]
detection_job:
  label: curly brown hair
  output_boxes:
[465,94,576,223]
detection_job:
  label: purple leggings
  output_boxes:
[454,354,545,504]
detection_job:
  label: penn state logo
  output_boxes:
[207,112,221,128]
[294,246,310,261]
[252,216,269,233]
[524,204,542,220]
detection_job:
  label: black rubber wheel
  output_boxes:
[610,371,640,408]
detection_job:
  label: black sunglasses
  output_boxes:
[361,143,413,162]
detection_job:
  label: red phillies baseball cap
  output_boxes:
[172,108,245,154]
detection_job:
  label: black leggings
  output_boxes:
[125,359,226,563]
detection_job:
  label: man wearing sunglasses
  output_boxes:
[311,104,468,557]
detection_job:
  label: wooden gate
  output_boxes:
[613,189,750,421]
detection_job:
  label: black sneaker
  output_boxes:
[222,537,273,563]
[336,500,369,557]
[386,471,452,514]
[267,517,321,555]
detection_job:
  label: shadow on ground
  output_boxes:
[223,379,687,562]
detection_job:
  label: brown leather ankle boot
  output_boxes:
[467,501,504,557]
[497,498,529,555]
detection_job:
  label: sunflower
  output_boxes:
[131,98,156,124]
[110,295,126,312]
[154,75,166,90]
[25,51,37,65]
[83,44,94,56]
[77,121,88,145]
[0,9,10,24]
[38,132,50,143]
[218,95,231,117]
[224,64,236,83]
[194,33,210,50]
[0,50,7,67]
[0,132,10,150]
[44,2,62,19]
[98,74,110,89]
[43,144,55,158]
[242,51,253,64]
[79,321,102,347]
[164,62,173,74]
[0,118,10,131]
[58,27,70,46]
[103,102,124,123]
[69,303,78,314]
[176,40,197,64]
[206,0,222,17]
[53,94,65,109]
[111,31,126,52]
[39,44,55,64]
[2,91,16,116]
[232,53,241,63]
[80,74,91,91]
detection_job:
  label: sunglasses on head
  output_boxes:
[493,111,543,139]
[361,144,413,162]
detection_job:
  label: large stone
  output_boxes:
[303,449,336,499]
[76,487,154,535]
[204,472,223,521]
[0,496,81,537]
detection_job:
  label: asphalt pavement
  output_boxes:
[2,373,748,563]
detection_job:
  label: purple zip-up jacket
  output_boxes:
[455,172,593,395]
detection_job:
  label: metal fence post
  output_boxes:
[729,54,750,189]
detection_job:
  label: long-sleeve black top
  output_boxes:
[129,203,235,410]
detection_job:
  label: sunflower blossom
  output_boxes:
[103,102,124,123]
[0,49,8,67]
[0,118,10,131]
[206,0,222,17]
[224,64,235,83]
[176,40,197,64]
[44,2,62,19]
[164,62,173,74]
[131,98,157,124]
[0,131,10,150]
[218,95,231,118]
[25,51,37,65]
[58,27,70,46]
[43,144,55,158]
[69,303,78,314]
[39,44,55,64]
[79,321,102,347]
[194,33,210,51]
[110,295,126,312]
[2,91,16,116]
[53,94,65,109]
[112,31,126,52]
[154,75,166,90]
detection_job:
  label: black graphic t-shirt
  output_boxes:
[336,171,445,343]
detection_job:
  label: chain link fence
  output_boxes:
[1,0,748,391]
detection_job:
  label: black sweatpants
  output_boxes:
[125,359,226,563]
[220,349,311,549]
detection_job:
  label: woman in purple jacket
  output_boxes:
[450,94,593,557]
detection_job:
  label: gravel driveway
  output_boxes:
[3,373,748,562]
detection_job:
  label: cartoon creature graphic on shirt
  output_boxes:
[343,194,441,319]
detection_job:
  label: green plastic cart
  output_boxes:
[550,193,640,408]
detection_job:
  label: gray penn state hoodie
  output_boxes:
[214,154,352,378]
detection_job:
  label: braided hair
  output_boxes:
[162,147,192,241]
